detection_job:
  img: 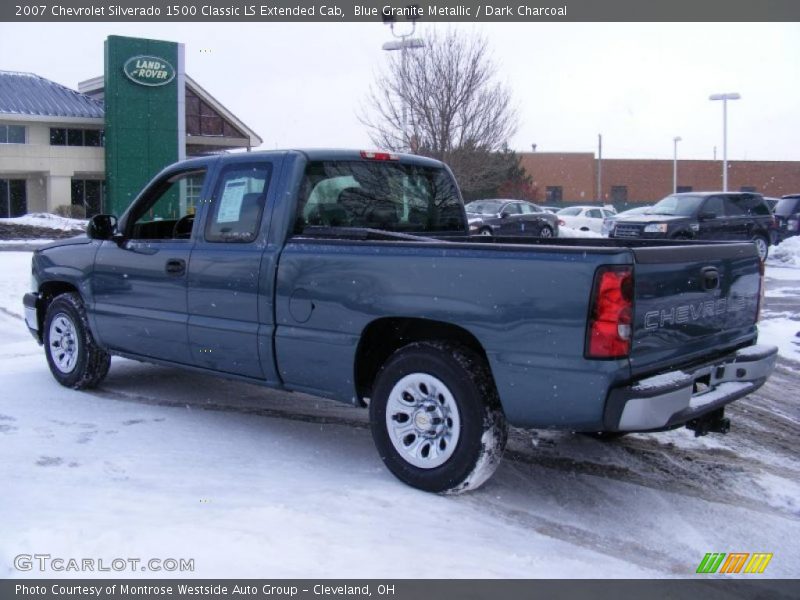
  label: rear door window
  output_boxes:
[723,196,747,217]
[739,194,770,216]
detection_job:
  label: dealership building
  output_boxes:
[0,43,261,218]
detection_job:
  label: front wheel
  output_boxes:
[369,341,507,494]
[479,227,493,237]
[539,225,554,239]
[44,292,110,389]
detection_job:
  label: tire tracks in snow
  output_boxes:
[85,380,799,520]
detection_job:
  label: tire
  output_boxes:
[43,292,110,389]
[751,235,769,262]
[369,341,507,494]
[539,225,554,239]
[479,227,493,237]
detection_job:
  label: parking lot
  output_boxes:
[1,248,798,578]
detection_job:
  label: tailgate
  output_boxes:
[629,243,761,376]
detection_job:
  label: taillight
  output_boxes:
[558,219,565,226]
[360,150,399,161]
[586,266,634,359]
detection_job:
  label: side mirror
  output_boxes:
[87,214,118,240]
[698,211,717,221]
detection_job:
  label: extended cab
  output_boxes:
[23,150,777,493]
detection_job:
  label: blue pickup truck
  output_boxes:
[23,149,777,493]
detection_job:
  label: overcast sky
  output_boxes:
[2,22,798,161]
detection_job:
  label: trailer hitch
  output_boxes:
[686,408,730,437]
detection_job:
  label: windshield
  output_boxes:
[295,160,466,234]
[465,200,503,215]
[774,197,800,217]
[648,195,705,217]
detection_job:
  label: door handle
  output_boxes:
[165,258,186,276]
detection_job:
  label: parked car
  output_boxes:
[610,192,775,261]
[22,150,776,494]
[773,194,800,241]
[601,205,652,237]
[556,205,617,233]
[539,205,561,214]
[465,199,558,238]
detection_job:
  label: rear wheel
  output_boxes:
[44,292,110,389]
[369,341,507,493]
[479,227,493,237]
[751,235,769,261]
[539,225,554,239]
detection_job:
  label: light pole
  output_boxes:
[709,92,741,191]
[382,13,424,152]
[673,136,682,194]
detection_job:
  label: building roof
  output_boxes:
[0,71,104,119]
[78,74,262,150]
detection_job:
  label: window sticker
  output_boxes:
[217,179,247,223]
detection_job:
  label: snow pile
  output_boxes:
[559,226,602,239]
[0,213,88,232]
[767,236,800,268]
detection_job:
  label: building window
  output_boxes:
[740,186,757,193]
[545,186,563,203]
[0,124,26,144]
[0,179,27,217]
[611,186,628,203]
[50,128,104,147]
[71,179,105,217]
[677,186,693,193]
[185,88,245,139]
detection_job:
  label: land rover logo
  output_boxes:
[123,55,175,87]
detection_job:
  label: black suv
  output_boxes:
[610,192,775,260]
[773,194,800,241]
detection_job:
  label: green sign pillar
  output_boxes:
[104,35,185,216]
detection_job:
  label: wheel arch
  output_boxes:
[34,281,81,342]
[354,317,494,405]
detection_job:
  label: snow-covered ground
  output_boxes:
[1,247,798,579]
[558,226,603,238]
[0,213,87,232]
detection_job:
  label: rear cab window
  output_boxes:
[294,160,466,235]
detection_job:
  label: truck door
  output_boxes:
[92,168,208,364]
[186,160,279,379]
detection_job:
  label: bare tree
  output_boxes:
[362,29,519,198]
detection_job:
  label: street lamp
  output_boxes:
[709,92,741,192]
[382,11,424,152]
[673,136,682,194]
